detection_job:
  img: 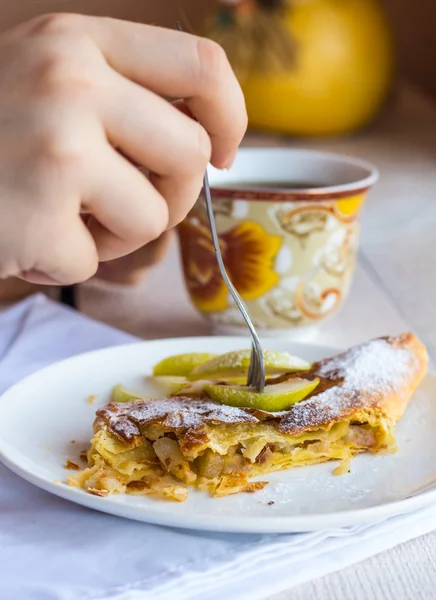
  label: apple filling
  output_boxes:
[69,417,394,501]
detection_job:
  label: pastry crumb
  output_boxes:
[80,450,88,462]
[54,480,62,484]
[268,501,275,506]
[64,460,80,471]
[87,395,96,405]
[88,487,109,498]
[334,458,351,476]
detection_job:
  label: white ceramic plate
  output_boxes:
[0,336,435,534]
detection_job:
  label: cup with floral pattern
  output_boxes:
[177,148,378,337]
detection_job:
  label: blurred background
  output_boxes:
[1,0,434,351]
[1,0,435,109]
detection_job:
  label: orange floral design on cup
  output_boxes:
[178,216,281,312]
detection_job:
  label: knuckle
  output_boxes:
[37,51,71,88]
[195,38,230,89]
[169,179,203,227]
[187,124,211,173]
[29,16,101,94]
[35,105,100,166]
[0,258,18,280]
[174,124,211,178]
[140,190,170,243]
[196,125,212,167]
[78,256,98,282]
[55,224,98,283]
[122,181,170,245]
[35,45,98,94]
[174,199,197,225]
[146,204,169,243]
[39,119,85,163]
[30,13,82,36]
[37,136,85,174]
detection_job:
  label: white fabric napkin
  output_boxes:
[1,294,436,600]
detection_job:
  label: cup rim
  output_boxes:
[207,148,379,202]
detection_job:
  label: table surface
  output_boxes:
[79,85,436,599]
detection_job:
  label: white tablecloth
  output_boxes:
[1,294,436,600]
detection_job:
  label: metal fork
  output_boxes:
[176,22,265,392]
[203,172,265,392]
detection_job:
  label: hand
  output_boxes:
[95,230,174,285]
[0,14,247,285]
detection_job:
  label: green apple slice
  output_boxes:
[153,353,218,377]
[148,376,247,397]
[147,376,190,396]
[111,384,142,403]
[190,350,311,381]
[204,378,319,412]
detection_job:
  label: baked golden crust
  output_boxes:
[96,332,427,441]
[69,333,428,501]
[278,332,428,434]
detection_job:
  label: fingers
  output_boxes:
[20,216,99,285]
[19,147,170,283]
[81,146,170,261]
[20,14,245,240]
[16,147,170,284]
[99,74,210,227]
[82,18,247,168]
[96,230,173,284]
[172,100,193,119]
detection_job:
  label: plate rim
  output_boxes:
[2,446,436,534]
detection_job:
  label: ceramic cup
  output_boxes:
[177,148,378,338]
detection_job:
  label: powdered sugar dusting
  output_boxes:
[279,337,419,433]
[98,398,257,441]
[317,338,414,384]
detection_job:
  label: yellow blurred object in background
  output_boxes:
[213,0,394,137]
